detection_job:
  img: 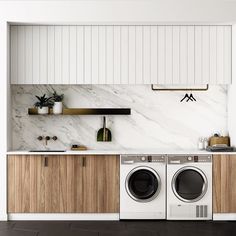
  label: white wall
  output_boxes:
[228,25,236,146]
[0,21,8,221]
[1,0,236,24]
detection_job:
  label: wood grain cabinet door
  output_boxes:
[8,155,47,213]
[82,155,119,213]
[213,155,236,213]
[58,155,83,213]
[8,155,83,213]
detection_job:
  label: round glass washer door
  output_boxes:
[172,166,208,203]
[125,166,161,202]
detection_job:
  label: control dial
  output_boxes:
[141,156,146,161]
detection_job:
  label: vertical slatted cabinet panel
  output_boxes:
[98,26,106,84]
[157,26,166,84]
[165,26,173,84]
[113,26,121,84]
[194,25,232,85]
[47,26,55,84]
[179,26,188,84]
[84,26,92,84]
[135,26,143,84]
[91,26,99,84]
[77,26,84,84]
[10,25,232,84]
[172,26,180,84]
[213,155,236,213]
[120,26,129,84]
[17,26,25,84]
[10,26,18,84]
[106,26,115,84]
[195,26,203,84]
[39,26,48,84]
[150,26,158,84]
[128,26,136,84]
[25,26,33,84]
[224,26,232,84]
[143,26,151,84]
[32,26,40,84]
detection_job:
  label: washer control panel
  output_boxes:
[121,155,166,164]
[168,155,212,164]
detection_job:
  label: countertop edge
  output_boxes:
[6,150,236,155]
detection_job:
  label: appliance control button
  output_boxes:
[187,156,192,161]
[141,156,146,161]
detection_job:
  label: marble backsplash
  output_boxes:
[11,85,227,150]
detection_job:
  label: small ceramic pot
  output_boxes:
[37,106,49,115]
[53,102,63,114]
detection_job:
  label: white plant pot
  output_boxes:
[53,102,63,114]
[37,106,49,115]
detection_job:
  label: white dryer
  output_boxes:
[167,155,212,220]
[120,155,166,219]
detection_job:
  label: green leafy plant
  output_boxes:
[34,94,53,108]
[52,91,64,102]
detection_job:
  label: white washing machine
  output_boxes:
[120,155,166,219]
[167,155,212,220]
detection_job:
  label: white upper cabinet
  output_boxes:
[10,25,232,85]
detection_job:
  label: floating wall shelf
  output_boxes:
[28,108,131,115]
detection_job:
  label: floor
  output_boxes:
[0,221,236,236]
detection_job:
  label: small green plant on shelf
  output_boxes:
[52,90,64,114]
[52,90,64,102]
[34,94,53,115]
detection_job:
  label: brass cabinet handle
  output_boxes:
[44,156,48,167]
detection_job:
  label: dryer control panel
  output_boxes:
[168,155,212,164]
[121,155,166,164]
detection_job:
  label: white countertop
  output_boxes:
[6,149,236,155]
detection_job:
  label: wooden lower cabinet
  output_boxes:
[213,154,236,213]
[8,155,119,213]
[82,155,119,213]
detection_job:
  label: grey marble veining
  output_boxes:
[11,85,227,150]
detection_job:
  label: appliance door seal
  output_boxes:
[125,166,161,203]
[172,166,208,203]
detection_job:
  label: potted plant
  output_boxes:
[52,91,64,114]
[34,94,53,115]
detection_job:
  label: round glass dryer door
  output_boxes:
[172,167,208,202]
[126,167,161,202]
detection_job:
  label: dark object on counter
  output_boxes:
[71,144,87,151]
[97,116,112,142]
[206,146,235,152]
